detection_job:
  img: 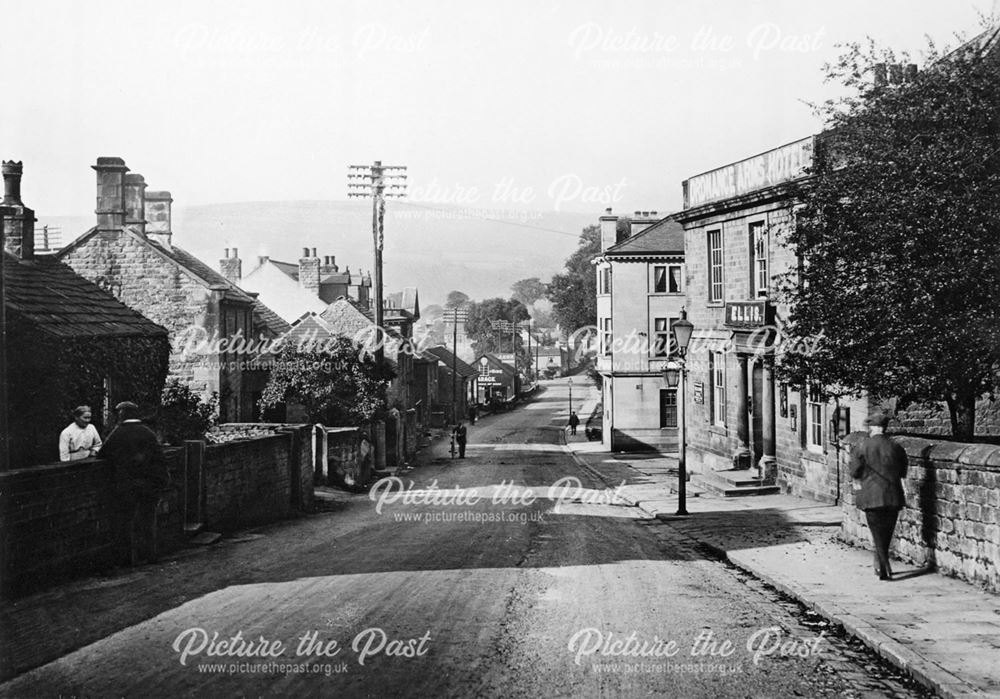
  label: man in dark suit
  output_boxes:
[849,412,908,580]
[99,401,170,565]
[453,422,468,459]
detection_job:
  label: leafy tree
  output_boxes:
[445,290,470,309]
[258,338,395,425]
[511,277,547,307]
[548,225,600,335]
[778,33,1000,440]
[466,297,532,369]
[159,379,219,445]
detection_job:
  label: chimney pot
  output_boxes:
[302,247,310,257]
[889,63,903,85]
[1,160,35,260]
[2,161,23,205]
[224,247,230,258]
[605,207,612,215]
[258,255,269,265]
[311,247,317,258]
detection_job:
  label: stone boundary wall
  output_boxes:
[0,424,312,597]
[840,434,1000,592]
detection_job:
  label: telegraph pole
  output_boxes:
[445,307,468,423]
[348,161,407,362]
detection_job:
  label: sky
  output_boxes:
[2,0,994,220]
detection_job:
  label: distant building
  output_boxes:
[424,345,478,421]
[224,248,372,324]
[594,210,686,452]
[475,353,518,404]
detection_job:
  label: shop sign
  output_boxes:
[724,301,769,328]
[684,136,814,208]
[692,382,704,405]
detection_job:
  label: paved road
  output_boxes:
[1,380,923,697]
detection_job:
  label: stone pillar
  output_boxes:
[734,353,752,469]
[759,356,777,484]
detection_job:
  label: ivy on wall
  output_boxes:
[6,317,170,467]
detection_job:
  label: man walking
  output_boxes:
[849,412,908,580]
[99,402,170,565]
[568,411,580,436]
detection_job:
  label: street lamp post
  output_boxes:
[664,308,695,516]
[568,377,573,415]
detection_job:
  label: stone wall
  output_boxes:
[60,229,218,393]
[893,398,1000,437]
[0,449,184,597]
[0,425,312,597]
[840,434,1000,592]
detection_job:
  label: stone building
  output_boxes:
[424,345,477,422]
[225,248,372,324]
[677,136,871,502]
[1,161,169,467]
[57,157,285,422]
[594,210,686,452]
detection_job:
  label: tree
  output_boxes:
[445,290,470,309]
[511,277,547,307]
[778,33,1000,440]
[465,297,532,369]
[159,379,219,445]
[258,338,395,425]
[548,225,600,335]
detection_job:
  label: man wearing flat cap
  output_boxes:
[849,412,908,580]
[99,402,170,565]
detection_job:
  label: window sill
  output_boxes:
[708,424,728,437]
[801,448,827,463]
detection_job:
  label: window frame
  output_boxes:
[707,229,724,303]
[749,219,769,299]
[710,350,726,426]
[659,388,678,429]
[806,385,824,454]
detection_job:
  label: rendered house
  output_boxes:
[594,211,686,452]
[424,345,478,421]
[0,161,169,467]
[227,248,372,324]
[57,157,285,422]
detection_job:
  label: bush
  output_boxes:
[159,379,219,445]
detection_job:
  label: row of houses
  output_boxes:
[0,156,483,470]
[594,27,1000,502]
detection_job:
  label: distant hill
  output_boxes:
[38,201,596,306]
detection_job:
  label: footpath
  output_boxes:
[564,388,1000,699]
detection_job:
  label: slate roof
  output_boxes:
[3,252,167,338]
[148,239,256,301]
[605,216,685,256]
[270,259,300,281]
[424,345,478,377]
[252,299,291,337]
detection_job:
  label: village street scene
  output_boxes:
[2,2,1000,697]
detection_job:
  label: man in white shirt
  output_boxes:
[58,405,103,461]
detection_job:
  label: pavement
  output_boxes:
[564,386,1000,699]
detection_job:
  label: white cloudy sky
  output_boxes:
[2,0,993,217]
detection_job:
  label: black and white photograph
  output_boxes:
[1,1,999,696]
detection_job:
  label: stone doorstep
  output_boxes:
[693,470,780,497]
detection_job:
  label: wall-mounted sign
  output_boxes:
[692,381,704,405]
[724,301,769,328]
[683,136,814,208]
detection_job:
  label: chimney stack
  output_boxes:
[905,64,918,82]
[299,247,320,295]
[873,63,887,87]
[93,157,129,231]
[888,63,903,85]
[145,190,173,249]
[599,208,617,252]
[630,210,657,238]
[124,173,147,236]
[1,161,35,260]
[220,247,242,283]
